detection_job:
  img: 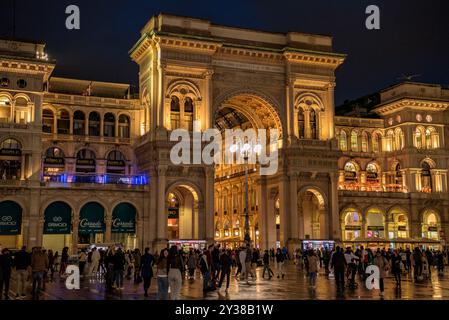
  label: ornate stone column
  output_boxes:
[304,110,311,139]
[105,217,112,243]
[256,176,267,249]
[205,166,215,244]
[279,175,289,246]
[289,172,299,240]
[329,172,340,241]
[155,165,168,248]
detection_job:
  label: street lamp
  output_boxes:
[230,142,261,247]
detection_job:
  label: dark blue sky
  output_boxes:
[1,0,448,105]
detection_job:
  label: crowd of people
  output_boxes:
[1,242,448,300]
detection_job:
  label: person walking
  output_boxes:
[238,247,247,281]
[140,247,154,297]
[167,245,184,300]
[156,248,169,300]
[218,250,231,292]
[373,249,389,297]
[47,249,55,282]
[412,247,423,281]
[113,247,125,290]
[262,250,274,279]
[275,248,285,279]
[199,248,211,293]
[244,246,255,283]
[235,248,242,279]
[330,246,346,294]
[391,250,402,288]
[187,250,197,280]
[0,248,13,300]
[307,250,319,289]
[13,245,30,299]
[104,246,115,294]
[31,247,49,300]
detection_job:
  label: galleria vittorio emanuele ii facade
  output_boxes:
[0,13,448,254]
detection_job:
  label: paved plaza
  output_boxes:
[4,262,449,300]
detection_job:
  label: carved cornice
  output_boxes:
[373,98,449,116]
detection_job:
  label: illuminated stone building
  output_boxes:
[1,14,447,253]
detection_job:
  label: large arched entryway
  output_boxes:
[213,91,283,248]
[166,184,200,241]
[298,188,327,239]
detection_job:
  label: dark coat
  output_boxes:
[140,253,154,278]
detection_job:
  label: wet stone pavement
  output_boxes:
[4,262,449,300]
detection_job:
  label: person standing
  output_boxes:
[156,248,169,300]
[391,250,402,288]
[13,245,30,299]
[218,250,231,292]
[244,246,255,283]
[307,250,319,289]
[235,248,242,279]
[59,247,69,276]
[47,249,55,282]
[275,248,285,279]
[90,247,100,277]
[133,249,142,284]
[31,247,49,300]
[113,247,125,290]
[104,246,115,294]
[0,248,13,300]
[330,246,347,293]
[238,247,247,281]
[262,250,274,279]
[78,249,87,277]
[167,245,184,300]
[140,247,154,297]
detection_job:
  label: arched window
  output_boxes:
[298,108,305,139]
[421,161,432,193]
[394,128,404,150]
[118,115,130,138]
[88,112,100,136]
[422,211,439,240]
[366,209,385,239]
[104,113,115,137]
[310,109,317,139]
[73,110,85,136]
[184,97,194,131]
[57,109,70,134]
[43,147,65,177]
[343,210,362,241]
[14,97,29,124]
[415,127,425,149]
[425,127,439,149]
[76,149,96,174]
[170,96,180,130]
[361,131,369,152]
[339,130,347,151]
[42,109,54,133]
[0,138,22,180]
[386,130,394,151]
[372,132,380,153]
[366,163,379,183]
[350,130,358,152]
[344,161,358,182]
[0,95,11,122]
[106,150,126,174]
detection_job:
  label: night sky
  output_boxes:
[1,0,448,105]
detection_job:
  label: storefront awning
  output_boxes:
[79,202,105,234]
[0,201,22,235]
[111,203,136,233]
[44,201,72,234]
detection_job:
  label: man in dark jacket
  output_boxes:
[113,248,125,290]
[140,248,153,297]
[218,250,232,292]
[13,246,30,299]
[0,248,13,300]
[330,246,347,293]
